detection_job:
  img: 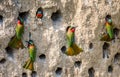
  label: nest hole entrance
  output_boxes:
[114,53,120,63]
[51,10,62,29]
[0,15,3,28]
[22,72,27,77]
[61,46,66,54]
[0,15,3,23]
[103,42,110,59]
[89,43,93,49]
[113,28,119,37]
[74,61,82,68]
[0,58,6,64]
[39,54,46,61]
[55,67,62,76]
[31,71,37,77]
[18,11,29,22]
[36,7,43,19]
[88,67,95,77]
[108,65,113,73]
[5,46,14,58]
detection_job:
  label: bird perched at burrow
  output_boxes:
[62,26,83,56]
[8,18,24,49]
[36,10,43,18]
[100,15,114,41]
[23,40,36,71]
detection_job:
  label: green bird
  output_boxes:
[62,26,83,56]
[100,15,114,41]
[8,18,24,49]
[23,40,36,71]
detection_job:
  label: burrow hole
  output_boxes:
[51,10,62,22]
[89,43,93,49]
[103,42,110,59]
[5,46,14,58]
[0,58,6,64]
[18,11,29,22]
[61,46,66,54]
[36,7,43,19]
[55,67,62,76]
[0,15,3,28]
[22,72,27,77]
[88,67,95,77]
[39,54,46,61]
[74,61,82,68]
[108,65,113,73]
[114,53,120,64]
[31,71,37,77]
[113,28,119,38]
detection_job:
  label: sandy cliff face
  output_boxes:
[0,0,120,77]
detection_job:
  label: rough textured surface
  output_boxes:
[0,0,120,77]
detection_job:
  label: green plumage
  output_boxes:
[100,15,114,41]
[64,26,83,56]
[15,24,24,39]
[67,30,74,47]
[8,20,24,49]
[29,45,36,62]
[23,40,36,71]
[106,23,114,39]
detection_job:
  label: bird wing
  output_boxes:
[106,25,114,39]
[66,33,74,47]
[16,24,24,39]
[29,46,36,62]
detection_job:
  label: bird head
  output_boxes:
[26,40,34,47]
[66,26,76,33]
[105,15,112,24]
[38,11,42,14]
[17,20,21,24]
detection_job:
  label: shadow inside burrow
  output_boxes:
[88,67,95,77]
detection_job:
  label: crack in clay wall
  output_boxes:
[0,0,120,77]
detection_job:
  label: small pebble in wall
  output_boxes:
[61,26,83,56]
[100,15,114,42]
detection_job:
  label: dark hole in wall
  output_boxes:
[103,42,110,59]
[5,46,14,58]
[113,28,119,37]
[55,67,62,76]
[0,58,6,64]
[0,15,3,25]
[51,10,62,22]
[61,46,66,54]
[105,0,109,5]
[31,71,37,77]
[39,54,46,61]
[89,43,93,49]
[88,67,95,77]
[74,61,82,68]
[108,65,113,73]
[36,7,43,19]
[18,11,29,22]
[114,53,120,64]
[22,72,27,77]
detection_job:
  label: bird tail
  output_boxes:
[100,34,113,41]
[8,35,24,49]
[23,59,34,71]
[64,43,83,56]
[65,47,75,56]
[72,43,83,55]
